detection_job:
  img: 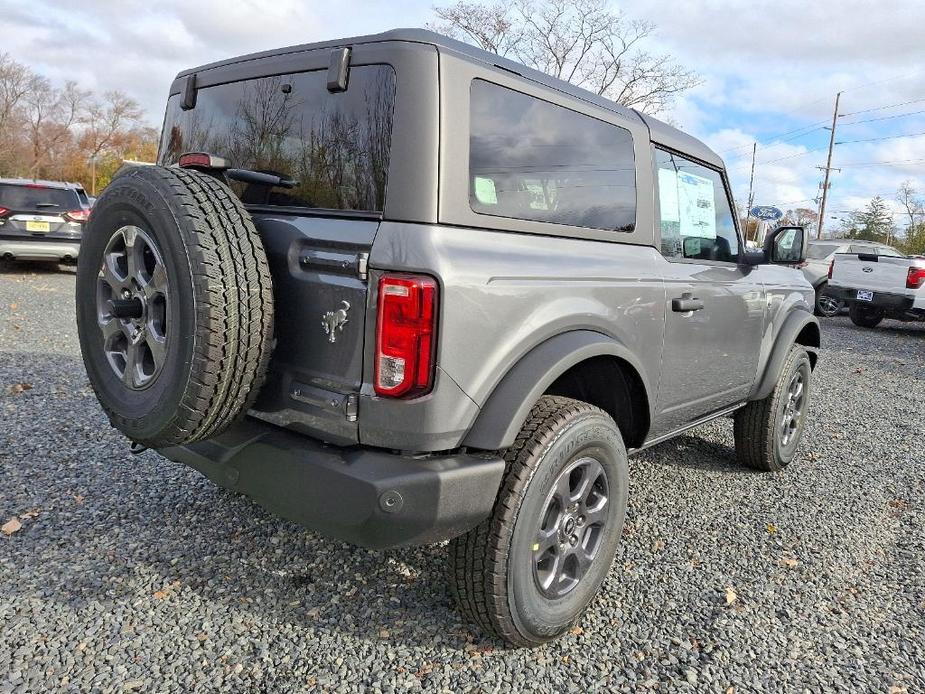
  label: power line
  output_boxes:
[839,108,925,127]
[839,97,925,118]
[838,157,925,168]
[836,130,925,145]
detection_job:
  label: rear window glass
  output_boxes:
[159,65,396,213]
[468,80,636,232]
[0,184,80,211]
[806,244,840,259]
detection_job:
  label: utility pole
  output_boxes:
[745,142,757,241]
[816,91,842,239]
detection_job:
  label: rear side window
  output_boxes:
[159,65,396,213]
[654,149,739,263]
[806,244,840,259]
[0,184,80,212]
[468,80,636,232]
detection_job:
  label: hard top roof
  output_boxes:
[175,29,723,168]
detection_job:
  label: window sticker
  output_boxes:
[657,168,680,223]
[676,170,716,239]
[474,176,498,205]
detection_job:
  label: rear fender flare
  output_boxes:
[462,330,653,450]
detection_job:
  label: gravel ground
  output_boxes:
[0,260,923,693]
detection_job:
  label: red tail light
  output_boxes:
[374,274,438,398]
[64,209,89,223]
[0,206,8,217]
[827,259,835,279]
[907,265,925,289]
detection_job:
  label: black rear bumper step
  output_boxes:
[160,418,504,549]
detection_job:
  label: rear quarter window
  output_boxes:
[468,80,636,232]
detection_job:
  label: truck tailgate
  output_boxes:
[830,253,912,293]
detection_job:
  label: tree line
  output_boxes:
[0,53,158,195]
[835,181,925,255]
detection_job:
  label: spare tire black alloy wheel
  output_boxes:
[76,165,274,449]
[96,226,169,390]
[533,456,609,598]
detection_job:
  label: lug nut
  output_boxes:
[570,534,578,545]
[577,516,586,526]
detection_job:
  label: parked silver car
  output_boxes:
[802,239,905,316]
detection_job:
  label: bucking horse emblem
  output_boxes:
[322,300,350,343]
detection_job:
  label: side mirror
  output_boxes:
[746,226,806,266]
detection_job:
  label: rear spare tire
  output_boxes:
[76,166,274,448]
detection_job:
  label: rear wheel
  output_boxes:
[448,396,628,647]
[814,284,842,317]
[848,302,884,328]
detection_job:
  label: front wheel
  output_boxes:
[848,302,884,328]
[734,345,812,472]
[448,396,628,647]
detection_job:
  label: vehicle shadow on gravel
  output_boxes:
[643,432,746,474]
[0,260,75,275]
[0,351,474,650]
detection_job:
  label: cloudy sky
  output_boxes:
[3,0,924,232]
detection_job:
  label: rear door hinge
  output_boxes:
[357,252,369,281]
[345,393,359,422]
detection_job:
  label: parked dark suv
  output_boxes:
[0,179,88,262]
[76,30,820,646]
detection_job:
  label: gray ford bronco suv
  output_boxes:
[75,29,820,647]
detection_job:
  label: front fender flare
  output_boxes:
[462,330,653,450]
[750,310,820,401]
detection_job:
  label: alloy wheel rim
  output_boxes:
[779,370,805,447]
[96,225,169,390]
[532,456,609,599]
[817,295,840,316]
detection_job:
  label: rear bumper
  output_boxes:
[829,286,914,310]
[160,418,505,549]
[0,239,81,261]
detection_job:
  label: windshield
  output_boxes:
[0,184,80,212]
[158,65,396,213]
[806,243,840,259]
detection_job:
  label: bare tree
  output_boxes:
[0,53,44,173]
[430,0,700,114]
[896,180,923,237]
[83,90,143,194]
[25,80,89,177]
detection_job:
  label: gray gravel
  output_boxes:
[1,260,923,693]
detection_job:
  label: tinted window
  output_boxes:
[468,80,636,231]
[0,184,80,212]
[159,65,396,212]
[876,246,905,257]
[806,243,840,259]
[655,149,739,263]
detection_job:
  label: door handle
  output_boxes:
[671,293,704,312]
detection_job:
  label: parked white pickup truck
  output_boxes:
[829,250,925,328]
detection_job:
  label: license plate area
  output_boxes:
[856,290,874,302]
[26,220,50,233]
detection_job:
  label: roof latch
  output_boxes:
[326,47,351,93]
[180,73,198,111]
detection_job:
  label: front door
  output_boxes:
[652,148,766,434]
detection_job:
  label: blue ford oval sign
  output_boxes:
[750,205,783,221]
